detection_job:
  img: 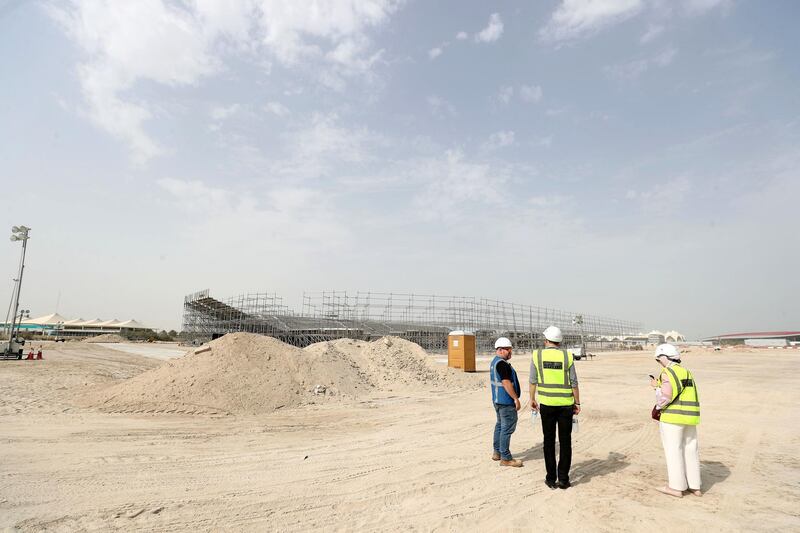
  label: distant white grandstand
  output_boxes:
[4,313,152,338]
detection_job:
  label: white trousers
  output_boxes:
[659,422,701,491]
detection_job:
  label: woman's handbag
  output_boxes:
[651,404,661,421]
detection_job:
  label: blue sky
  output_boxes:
[1,0,798,338]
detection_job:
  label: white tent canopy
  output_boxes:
[22,313,70,326]
[115,319,149,330]
[15,313,152,331]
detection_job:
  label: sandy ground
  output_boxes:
[95,343,190,360]
[1,342,799,532]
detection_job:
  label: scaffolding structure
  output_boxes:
[184,289,642,351]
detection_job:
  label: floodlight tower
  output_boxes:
[8,226,30,350]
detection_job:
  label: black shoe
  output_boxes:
[557,480,571,490]
[545,479,558,489]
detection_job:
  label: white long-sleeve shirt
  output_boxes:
[655,365,675,409]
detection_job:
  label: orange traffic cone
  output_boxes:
[36,349,43,360]
[26,350,34,360]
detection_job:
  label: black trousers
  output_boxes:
[540,404,574,483]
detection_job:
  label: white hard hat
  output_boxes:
[543,326,563,343]
[494,337,513,349]
[655,343,680,361]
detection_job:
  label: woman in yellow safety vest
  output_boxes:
[651,343,701,498]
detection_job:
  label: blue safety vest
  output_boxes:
[490,356,520,405]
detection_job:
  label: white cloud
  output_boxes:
[539,0,644,44]
[427,95,457,117]
[640,23,664,44]
[428,47,443,59]
[652,46,677,66]
[413,149,509,221]
[540,0,730,44]
[324,35,385,74]
[264,101,290,116]
[274,112,377,178]
[520,84,543,103]
[496,85,514,105]
[455,31,468,40]
[258,0,399,64]
[605,46,677,80]
[531,135,553,148]
[682,0,730,16]
[475,13,503,43]
[483,130,516,150]
[210,104,241,120]
[624,175,691,214]
[703,40,775,71]
[50,0,401,163]
[49,1,221,163]
[605,58,649,80]
[157,177,351,252]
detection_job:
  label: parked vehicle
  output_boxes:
[1,337,26,359]
[571,345,594,360]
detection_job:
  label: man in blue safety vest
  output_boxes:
[490,337,523,467]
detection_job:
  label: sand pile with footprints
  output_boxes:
[81,332,480,415]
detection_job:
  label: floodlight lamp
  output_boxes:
[12,226,20,232]
[10,236,19,241]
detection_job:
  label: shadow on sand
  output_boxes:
[570,452,630,486]
[517,442,544,461]
[700,460,731,492]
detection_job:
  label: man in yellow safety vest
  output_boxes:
[530,326,581,489]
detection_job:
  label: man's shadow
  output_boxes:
[517,442,543,461]
[570,452,630,486]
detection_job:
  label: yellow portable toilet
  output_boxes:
[448,330,476,372]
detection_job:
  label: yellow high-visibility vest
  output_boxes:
[533,348,574,406]
[658,364,700,425]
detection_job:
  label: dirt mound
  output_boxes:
[83,334,126,343]
[81,333,479,415]
[304,336,475,390]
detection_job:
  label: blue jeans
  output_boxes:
[493,403,518,460]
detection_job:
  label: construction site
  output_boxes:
[2,336,798,531]
[2,2,797,529]
[183,289,643,351]
[2,229,797,532]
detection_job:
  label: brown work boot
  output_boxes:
[492,452,501,461]
[500,459,523,468]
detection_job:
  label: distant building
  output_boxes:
[662,330,685,343]
[643,330,686,345]
[702,331,800,346]
[3,313,152,338]
[596,329,686,347]
[622,335,648,347]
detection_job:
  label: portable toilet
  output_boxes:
[448,330,476,372]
